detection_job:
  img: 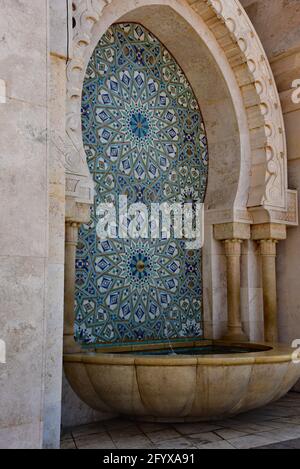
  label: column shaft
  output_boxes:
[64,222,80,351]
[223,240,248,342]
[260,240,278,343]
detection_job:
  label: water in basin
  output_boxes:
[110,345,271,356]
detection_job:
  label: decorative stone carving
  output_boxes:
[65,0,114,216]
[188,0,287,212]
[66,0,297,226]
[250,190,299,226]
[214,222,251,241]
[252,223,287,241]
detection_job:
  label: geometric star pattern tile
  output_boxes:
[75,23,208,346]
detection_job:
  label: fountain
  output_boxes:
[64,21,300,423]
[64,340,300,422]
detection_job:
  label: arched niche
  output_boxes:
[63,0,297,347]
[66,0,294,225]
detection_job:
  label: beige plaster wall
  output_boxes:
[241,0,300,363]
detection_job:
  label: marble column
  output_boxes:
[40,1,75,448]
[64,221,81,353]
[252,223,287,344]
[222,239,248,342]
[259,239,278,343]
[214,223,250,342]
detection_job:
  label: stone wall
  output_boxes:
[44,0,73,447]
[61,372,114,428]
[0,0,50,449]
[0,0,72,449]
[241,0,300,372]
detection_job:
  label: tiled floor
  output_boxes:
[61,392,300,450]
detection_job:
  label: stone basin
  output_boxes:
[64,341,300,422]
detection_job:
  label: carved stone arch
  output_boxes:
[66,0,296,226]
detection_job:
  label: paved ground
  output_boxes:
[61,392,300,450]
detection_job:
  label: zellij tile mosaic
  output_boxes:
[75,23,208,345]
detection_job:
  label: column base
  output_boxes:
[221,329,248,343]
[63,335,82,354]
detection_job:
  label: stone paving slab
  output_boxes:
[62,392,300,450]
[257,438,300,449]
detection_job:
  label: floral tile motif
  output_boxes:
[75,23,208,345]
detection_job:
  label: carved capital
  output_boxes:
[214,222,251,241]
[251,223,287,241]
[259,239,278,257]
[188,0,288,211]
[66,195,92,225]
[250,190,298,226]
[65,221,81,246]
[224,239,243,257]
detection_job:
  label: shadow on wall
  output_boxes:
[61,372,115,429]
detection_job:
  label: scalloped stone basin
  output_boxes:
[64,341,300,422]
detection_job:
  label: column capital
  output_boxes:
[214,222,251,241]
[259,239,278,257]
[66,196,92,225]
[65,220,81,229]
[224,239,243,256]
[65,221,80,246]
[251,223,287,241]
